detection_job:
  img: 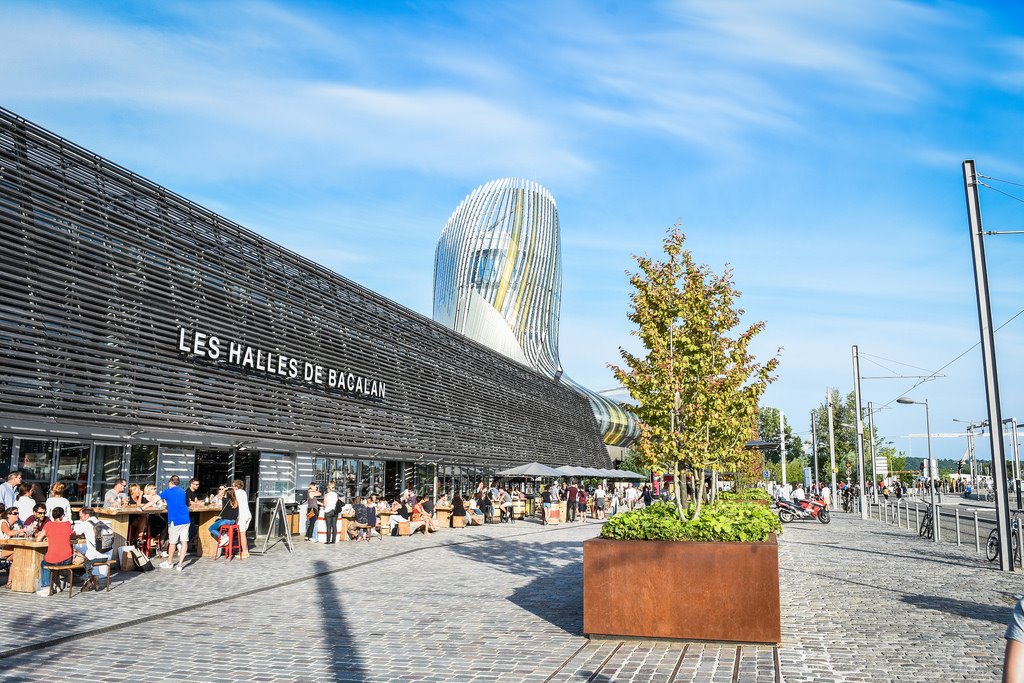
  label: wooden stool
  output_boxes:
[128,524,160,558]
[396,521,411,536]
[452,515,466,528]
[215,524,242,560]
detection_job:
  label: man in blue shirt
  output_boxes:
[0,471,21,509]
[159,475,190,572]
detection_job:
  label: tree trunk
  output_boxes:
[672,460,685,519]
[711,468,718,504]
[692,468,704,520]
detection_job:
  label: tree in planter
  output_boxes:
[610,227,779,521]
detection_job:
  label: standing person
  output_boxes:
[577,488,588,521]
[642,484,653,507]
[0,471,21,509]
[15,483,36,522]
[160,475,190,571]
[566,482,578,523]
[45,482,72,520]
[186,478,203,552]
[540,486,552,525]
[303,483,319,540]
[594,484,606,520]
[35,506,74,596]
[322,481,339,545]
[821,484,832,509]
[624,484,638,510]
[232,479,251,559]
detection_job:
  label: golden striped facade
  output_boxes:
[433,178,638,448]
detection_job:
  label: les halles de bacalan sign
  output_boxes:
[176,327,387,400]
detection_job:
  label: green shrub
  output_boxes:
[719,488,771,502]
[600,500,781,542]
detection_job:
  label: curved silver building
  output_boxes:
[433,178,638,448]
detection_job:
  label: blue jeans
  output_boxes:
[40,557,73,588]
[209,518,235,540]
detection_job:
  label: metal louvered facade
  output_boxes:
[0,108,609,494]
[433,178,639,448]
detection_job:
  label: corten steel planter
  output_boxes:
[583,535,780,644]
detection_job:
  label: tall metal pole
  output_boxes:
[827,390,838,501]
[779,410,788,485]
[852,345,868,519]
[811,410,820,490]
[867,401,878,504]
[1011,418,1021,509]
[968,425,976,484]
[963,159,1012,571]
[924,400,939,543]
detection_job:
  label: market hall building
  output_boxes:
[0,107,610,522]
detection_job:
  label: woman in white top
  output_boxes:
[45,482,72,520]
[322,482,340,544]
[232,479,251,559]
[15,483,35,523]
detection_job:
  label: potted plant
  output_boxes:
[590,227,783,644]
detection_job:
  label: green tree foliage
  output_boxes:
[610,227,779,521]
[756,406,804,465]
[618,448,651,476]
[807,389,889,485]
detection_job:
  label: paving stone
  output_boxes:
[0,511,1013,681]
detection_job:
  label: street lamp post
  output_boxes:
[897,397,939,543]
[827,391,838,506]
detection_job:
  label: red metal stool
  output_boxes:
[215,524,241,560]
[127,524,160,559]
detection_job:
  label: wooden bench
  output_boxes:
[44,562,87,598]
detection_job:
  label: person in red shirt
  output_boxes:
[36,506,75,596]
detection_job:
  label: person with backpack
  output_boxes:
[73,507,112,591]
[323,481,339,544]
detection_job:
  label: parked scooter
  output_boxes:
[776,496,830,524]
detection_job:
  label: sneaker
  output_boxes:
[219,535,230,547]
[159,551,168,558]
[36,588,50,596]
[159,561,173,569]
[175,564,183,572]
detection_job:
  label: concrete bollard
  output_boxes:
[955,508,961,546]
[974,511,980,553]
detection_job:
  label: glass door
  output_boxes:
[90,444,126,504]
[17,439,54,498]
[56,442,91,502]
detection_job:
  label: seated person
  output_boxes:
[348,497,377,541]
[209,488,240,551]
[467,495,484,525]
[141,484,167,555]
[103,479,128,508]
[412,496,436,534]
[436,493,449,507]
[36,506,74,596]
[1,506,27,588]
[23,503,48,536]
[72,507,112,591]
[451,494,466,525]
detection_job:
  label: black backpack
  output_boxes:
[334,496,344,515]
[354,504,368,526]
[90,518,115,553]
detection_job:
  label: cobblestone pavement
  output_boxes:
[0,512,1017,682]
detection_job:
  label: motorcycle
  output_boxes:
[776,496,830,524]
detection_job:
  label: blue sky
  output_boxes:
[3,1,1024,462]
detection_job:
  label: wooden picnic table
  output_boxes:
[94,505,223,557]
[0,538,48,593]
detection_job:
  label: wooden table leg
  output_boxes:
[10,546,44,593]
[197,510,220,558]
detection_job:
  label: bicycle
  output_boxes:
[986,518,1023,565]
[919,507,934,540]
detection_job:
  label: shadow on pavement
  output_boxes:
[900,594,1012,626]
[447,538,585,634]
[313,559,367,682]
